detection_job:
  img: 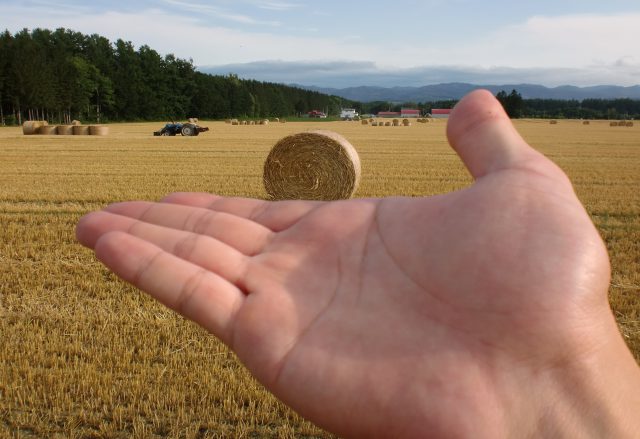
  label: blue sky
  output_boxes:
[2,0,639,87]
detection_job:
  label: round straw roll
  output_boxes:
[23,121,45,135]
[73,125,90,135]
[38,125,58,135]
[263,130,361,201]
[89,125,109,135]
[56,125,74,135]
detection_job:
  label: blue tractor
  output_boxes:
[154,120,209,136]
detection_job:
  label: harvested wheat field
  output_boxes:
[1,119,639,437]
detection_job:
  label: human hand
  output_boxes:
[76,90,640,438]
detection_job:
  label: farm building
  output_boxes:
[431,109,452,119]
[401,109,421,118]
[377,109,422,118]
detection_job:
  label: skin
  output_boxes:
[76,90,640,438]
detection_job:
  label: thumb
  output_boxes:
[446,89,539,180]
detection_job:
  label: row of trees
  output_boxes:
[362,91,639,120]
[0,28,352,125]
[2,29,637,124]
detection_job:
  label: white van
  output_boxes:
[340,108,359,120]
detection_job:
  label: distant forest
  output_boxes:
[358,92,640,120]
[0,28,355,125]
[1,29,638,125]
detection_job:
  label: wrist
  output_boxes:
[523,314,640,438]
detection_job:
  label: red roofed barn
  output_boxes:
[401,109,421,118]
[431,109,451,119]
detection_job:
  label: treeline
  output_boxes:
[358,93,640,120]
[0,28,352,125]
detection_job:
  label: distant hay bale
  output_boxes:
[38,125,58,135]
[22,120,47,135]
[188,118,199,124]
[369,118,374,123]
[583,121,590,125]
[71,120,81,126]
[392,119,400,126]
[618,120,627,127]
[249,121,256,125]
[402,119,411,126]
[385,122,392,126]
[626,122,634,127]
[274,117,280,122]
[361,120,369,125]
[72,125,90,135]
[371,122,378,126]
[550,120,558,125]
[225,119,231,124]
[231,119,239,125]
[89,125,109,136]
[56,125,73,135]
[241,121,248,126]
[262,119,270,125]
[263,130,361,201]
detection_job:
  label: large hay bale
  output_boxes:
[392,119,400,127]
[550,120,558,125]
[610,121,618,127]
[371,122,378,126]
[626,122,634,127]
[56,125,74,135]
[618,120,628,127]
[583,121,590,125]
[263,130,361,201]
[361,120,369,125]
[385,122,392,126]
[22,121,47,135]
[241,121,248,126]
[231,119,239,125]
[249,120,256,125]
[72,125,90,135]
[89,125,109,136]
[274,118,280,122]
[402,119,411,126]
[71,120,81,126]
[38,125,58,135]
[261,119,270,125]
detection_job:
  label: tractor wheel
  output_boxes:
[161,129,171,136]
[181,124,196,136]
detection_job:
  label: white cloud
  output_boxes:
[249,0,300,11]
[1,5,639,86]
[464,13,640,68]
[162,0,281,26]
[0,6,386,64]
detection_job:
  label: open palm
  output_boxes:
[77,91,626,438]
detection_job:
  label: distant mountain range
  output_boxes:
[295,83,640,103]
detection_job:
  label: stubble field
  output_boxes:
[1,118,639,437]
